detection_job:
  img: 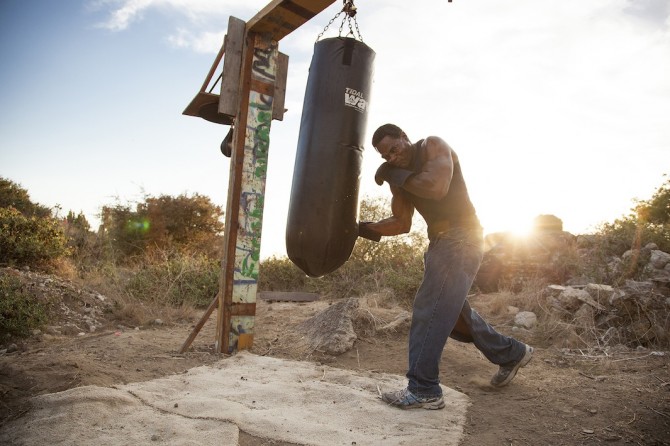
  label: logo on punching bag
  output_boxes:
[344,87,367,113]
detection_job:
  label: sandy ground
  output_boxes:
[1,295,669,445]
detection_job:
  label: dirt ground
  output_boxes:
[1,293,669,445]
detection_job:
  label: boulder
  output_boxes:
[650,250,670,270]
[556,287,591,312]
[514,311,537,329]
[585,284,615,307]
[297,298,359,355]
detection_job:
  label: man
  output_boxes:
[359,124,533,410]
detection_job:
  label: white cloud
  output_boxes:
[167,28,225,53]
[94,0,268,33]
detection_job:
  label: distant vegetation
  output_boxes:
[1,174,668,343]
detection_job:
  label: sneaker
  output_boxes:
[490,345,534,387]
[381,387,445,410]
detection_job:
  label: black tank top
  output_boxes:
[406,139,480,239]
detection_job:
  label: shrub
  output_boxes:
[259,256,310,292]
[0,207,70,268]
[0,177,51,218]
[98,193,224,263]
[123,251,219,308]
[0,273,49,337]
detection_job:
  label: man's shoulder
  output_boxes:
[422,136,452,158]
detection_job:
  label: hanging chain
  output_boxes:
[316,0,364,42]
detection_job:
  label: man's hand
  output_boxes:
[375,162,413,187]
[358,221,382,242]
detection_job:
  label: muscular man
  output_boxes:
[360,124,533,410]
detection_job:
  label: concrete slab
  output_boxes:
[1,352,469,445]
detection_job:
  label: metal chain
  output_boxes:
[316,0,364,42]
[317,11,342,41]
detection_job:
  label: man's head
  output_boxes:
[372,123,413,169]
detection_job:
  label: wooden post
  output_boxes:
[182,1,337,353]
[215,31,278,354]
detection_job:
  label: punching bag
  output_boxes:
[286,37,375,277]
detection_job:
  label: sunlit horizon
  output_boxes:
[1,0,668,261]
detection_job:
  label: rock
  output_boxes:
[377,311,411,333]
[650,250,670,270]
[6,343,18,353]
[298,298,359,355]
[546,285,566,298]
[576,293,607,312]
[556,287,590,311]
[507,305,520,315]
[645,242,659,250]
[623,280,654,293]
[514,311,537,329]
[585,284,614,306]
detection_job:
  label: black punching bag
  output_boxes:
[286,37,375,277]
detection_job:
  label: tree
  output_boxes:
[0,177,51,218]
[0,207,70,268]
[591,174,670,282]
[636,175,670,226]
[99,193,224,261]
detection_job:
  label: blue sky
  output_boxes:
[1,0,669,259]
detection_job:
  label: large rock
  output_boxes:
[585,283,615,306]
[555,287,591,312]
[297,298,359,355]
[650,250,670,270]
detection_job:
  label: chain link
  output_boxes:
[316,0,364,42]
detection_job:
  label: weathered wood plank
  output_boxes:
[272,52,289,121]
[219,16,246,117]
[247,0,336,41]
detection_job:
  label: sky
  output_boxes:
[1,0,669,259]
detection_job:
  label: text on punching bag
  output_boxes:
[344,87,367,113]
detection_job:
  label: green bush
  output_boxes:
[0,273,49,337]
[0,207,70,268]
[0,177,51,218]
[99,193,224,263]
[259,256,310,292]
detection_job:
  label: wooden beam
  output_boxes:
[216,30,279,353]
[247,0,336,41]
[178,292,219,354]
[272,52,289,121]
[219,16,246,117]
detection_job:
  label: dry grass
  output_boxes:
[109,298,199,328]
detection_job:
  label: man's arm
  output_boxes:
[360,186,414,237]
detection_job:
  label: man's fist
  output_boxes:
[358,221,382,242]
[375,162,413,187]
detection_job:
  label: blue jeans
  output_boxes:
[406,227,526,397]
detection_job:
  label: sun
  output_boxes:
[510,221,534,238]
[480,210,535,238]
